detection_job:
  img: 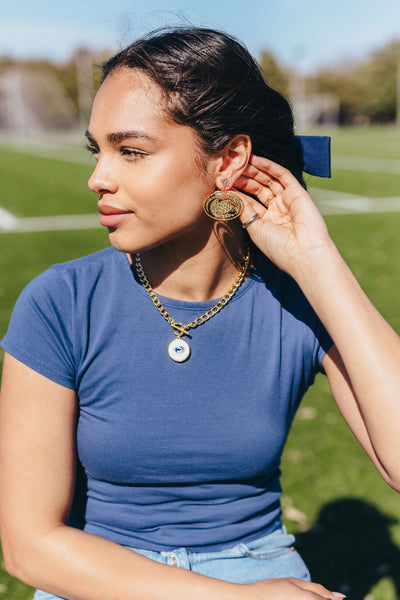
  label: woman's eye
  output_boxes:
[84,145,147,160]
[85,144,98,156]
[121,148,147,159]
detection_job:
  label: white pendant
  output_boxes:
[168,338,191,362]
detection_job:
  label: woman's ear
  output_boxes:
[215,134,252,189]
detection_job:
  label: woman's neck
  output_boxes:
[131,225,248,302]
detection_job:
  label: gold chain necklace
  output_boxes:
[134,249,250,362]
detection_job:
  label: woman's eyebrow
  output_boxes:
[107,130,157,143]
[84,130,156,144]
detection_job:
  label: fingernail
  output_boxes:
[332,593,346,598]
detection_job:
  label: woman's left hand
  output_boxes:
[235,154,334,276]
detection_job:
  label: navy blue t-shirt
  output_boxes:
[1,247,332,551]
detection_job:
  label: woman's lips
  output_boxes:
[98,203,132,228]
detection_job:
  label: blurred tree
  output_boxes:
[259,51,290,98]
[56,60,79,116]
[0,56,16,71]
[356,40,400,122]
[310,67,362,123]
[0,57,80,121]
[0,49,111,131]
[310,39,400,124]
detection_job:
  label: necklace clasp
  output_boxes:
[171,322,190,338]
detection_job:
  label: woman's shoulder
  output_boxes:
[30,246,119,287]
[50,246,119,276]
[11,247,123,316]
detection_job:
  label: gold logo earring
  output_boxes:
[203,178,244,221]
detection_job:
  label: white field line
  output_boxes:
[333,155,400,175]
[310,188,400,213]
[0,207,19,231]
[1,189,400,233]
[0,213,100,233]
[310,188,400,215]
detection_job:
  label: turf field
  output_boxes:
[0,126,399,599]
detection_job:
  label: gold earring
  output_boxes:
[203,178,244,221]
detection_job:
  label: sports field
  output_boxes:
[0,126,399,599]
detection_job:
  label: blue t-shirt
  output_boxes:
[1,247,332,551]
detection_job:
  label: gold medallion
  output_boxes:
[203,191,244,221]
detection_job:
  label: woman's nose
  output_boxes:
[88,158,119,196]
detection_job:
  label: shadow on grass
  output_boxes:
[296,498,400,599]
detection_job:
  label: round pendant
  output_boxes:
[168,338,191,362]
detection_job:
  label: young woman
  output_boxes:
[1,27,399,600]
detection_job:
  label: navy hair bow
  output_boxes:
[296,135,331,178]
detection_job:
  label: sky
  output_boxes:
[2,0,400,73]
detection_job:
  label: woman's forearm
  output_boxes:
[7,524,240,600]
[293,241,400,486]
[7,525,340,600]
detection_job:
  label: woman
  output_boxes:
[1,27,399,600]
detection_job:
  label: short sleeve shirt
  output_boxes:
[1,247,332,551]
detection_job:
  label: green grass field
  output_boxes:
[0,126,399,599]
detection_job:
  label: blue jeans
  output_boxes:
[33,525,310,599]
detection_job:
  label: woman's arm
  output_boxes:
[0,352,337,600]
[236,156,400,491]
[299,244,400,490]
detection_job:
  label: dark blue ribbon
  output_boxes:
[296,135,331,178]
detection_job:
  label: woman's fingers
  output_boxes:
[249,578,346,600]
[236,154,304,211]
[235,175,280,209]
[236,190,267,226]
[294,579,345,599]
[241,163,282,191]
[247,154,297,188]
[239,164,283,203]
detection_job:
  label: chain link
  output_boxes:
[135,249,250,338]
